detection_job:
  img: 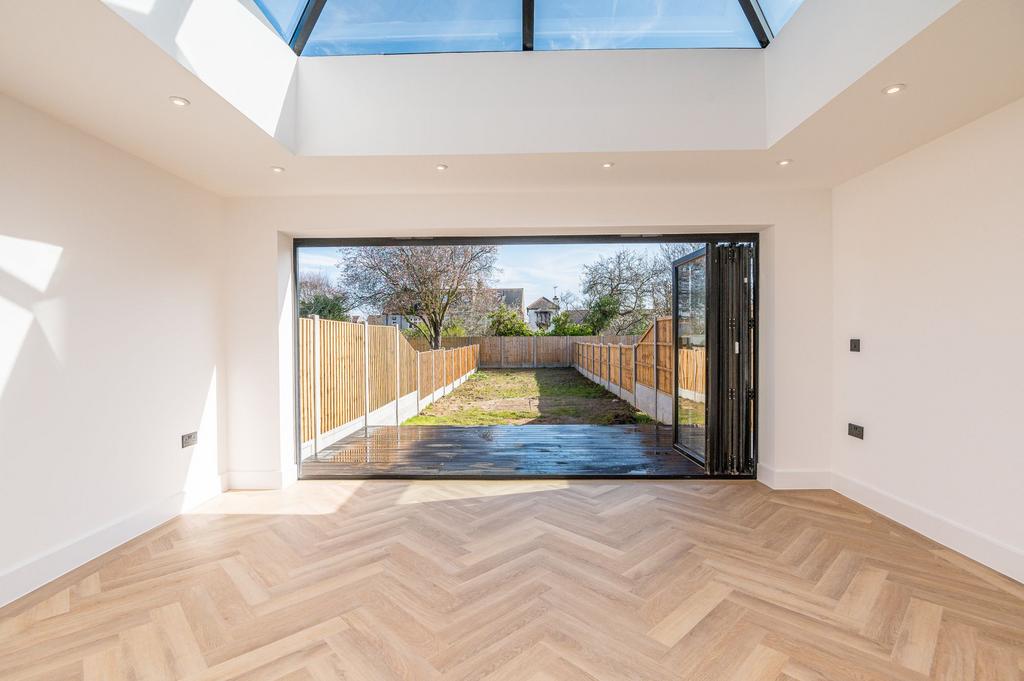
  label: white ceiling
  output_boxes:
[0,0,1021,197]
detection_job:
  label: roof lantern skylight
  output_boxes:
[252,0,804,56]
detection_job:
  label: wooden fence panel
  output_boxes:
[431,350,443,392]
[299,317,483,443]
[418,349,430,397]
[621,346,634,391]
[318,320,365,432]
[399,335,418,396]
[500,337,533,367]
[655,317,673,394]
[677,347,707,397]
[367,324,396,411]
[535,336,568,366]
[406,334,645,368]
[610,345,620,386]
[575,334,640,345]
[635,324,654,388]
[477,337,501,366]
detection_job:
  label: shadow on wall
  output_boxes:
[0,235,64,396]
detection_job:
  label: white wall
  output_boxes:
[764,0,959,144]
[222,188,833,489]
[297,48,764,156]
[102,0,299,143]
[831,96,1024,581]
[0,95,227,605]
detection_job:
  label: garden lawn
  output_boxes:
[404,368,652,426]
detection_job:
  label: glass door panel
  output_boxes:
[673,249,707,463]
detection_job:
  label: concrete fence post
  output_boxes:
[363,321,371,436]
[652,318,659,423]
[394,325,401,426]
[632,344,637,405]
[311,315,321,455]
[415,351,421,415]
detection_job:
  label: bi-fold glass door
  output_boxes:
[672,240,757,476]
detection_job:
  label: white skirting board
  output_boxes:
[0,491,189,608]
[756,463,831,490]
[227,469,294,490]
[831,473,1024,584]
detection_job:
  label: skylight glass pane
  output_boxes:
[303,1,523,56]
[253,0,307,42]
[535,0,759,50]
[756,0,804,36]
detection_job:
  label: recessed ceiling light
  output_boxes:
[883,83,906,95]
[436,163,448,171]
[602,162,615,169]
[271,166,285,173]
[777,159,793,167]
[168,96,191,107]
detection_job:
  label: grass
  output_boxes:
[403,368,655,426]
[404,408,537,426]
[453,369,609,400]
[677,399,706,426]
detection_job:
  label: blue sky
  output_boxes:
[298,243,663,317]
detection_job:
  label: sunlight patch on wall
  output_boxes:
[0,297,33,393]
[174,0,297,138]
[0,235,63,292]
[182,369,223,509]
[31,298,67,366]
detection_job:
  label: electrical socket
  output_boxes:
[850,338,861,352]
[181,431,198,448]
[847,423,864,440]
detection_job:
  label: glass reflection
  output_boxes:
[675,249,706,462]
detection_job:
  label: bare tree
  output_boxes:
[298,271,352,321]
[580,249,660,334]
[339,245,499,349]
[654,242,703,315]
[449,285,502,335]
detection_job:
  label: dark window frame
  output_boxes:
[291,233,759,482]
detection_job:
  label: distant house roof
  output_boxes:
[565,309,588,324]
[527,296,560,311]
[495,288,524,310]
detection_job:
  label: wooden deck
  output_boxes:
[301,424,706,478]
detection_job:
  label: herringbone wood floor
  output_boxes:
[2,480,1022,680]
